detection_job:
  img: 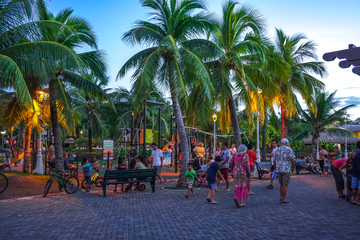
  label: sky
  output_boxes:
[48,0,360,120]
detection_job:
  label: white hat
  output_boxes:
[333,144,339,148]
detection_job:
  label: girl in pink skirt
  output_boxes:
[230,144,250,208]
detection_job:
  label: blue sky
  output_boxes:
[48,0,360,119]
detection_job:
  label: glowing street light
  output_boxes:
[343,113,350,158]
[256,88,262,162]
[35,90,46,174]
[1,130,6,146]
[212,113,217,157]
[80,130,84,136]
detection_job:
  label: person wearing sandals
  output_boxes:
[230,144,251,208]
[151,143,165,184]
[206,156,225,204]
[273,138,295,204]
[342,141,360,205]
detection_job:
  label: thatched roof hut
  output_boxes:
[303,125,360,145]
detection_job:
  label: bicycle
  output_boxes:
[43,169,79,197]
[81,166,104,189]
[0,164,8,193]
[193,169,207,187]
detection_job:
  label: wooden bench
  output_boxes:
[295,159,306,175]
[255,161,272,180]
[101,169,156,197]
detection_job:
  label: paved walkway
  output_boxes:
[1,174,359,240]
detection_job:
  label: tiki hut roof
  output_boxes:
[303,125,360,145]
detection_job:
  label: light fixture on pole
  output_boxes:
[343,113,350,158]
[256,88,262,162]
[35,91,46,174]
[11,126,14,138]
[212,113,218,158]
[1,130,6,146]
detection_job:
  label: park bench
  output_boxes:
[255,161,272,180]
[295,159,306,175]
[101,169,156,197]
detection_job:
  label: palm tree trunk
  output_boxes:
[280,103,287,139]
[261,114,267,162]
[88,113,93,152]
[228,95,242,148]
[168,76,189,188]
[49,81,65,176]
[23,126,32,173]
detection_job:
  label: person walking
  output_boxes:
[230,144,251,208]
[217,142,231,191]
[246,143,256,194]
[267,140,278,189]
[274,138,296,204]
[151,143,165,183]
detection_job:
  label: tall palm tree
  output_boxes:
[208,0,270,148]
[273,29,326,138]
[297,91,355,160]
[118,0,215,186]
[35,2,107,175]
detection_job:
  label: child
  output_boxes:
[206,156,225,204]
[185,163,196,198]
[324,154,330,176]
[82,158,98,192]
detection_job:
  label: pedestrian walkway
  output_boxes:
[0,175,359,240]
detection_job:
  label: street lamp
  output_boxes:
[344,113,350,158]
[212,113,218,158]
[35,90,46,174]
[256,88,262,162]
[80,130,84,136]
[1,130,6,146]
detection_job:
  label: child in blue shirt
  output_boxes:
[82,158,98,192]
[206,156,225,204]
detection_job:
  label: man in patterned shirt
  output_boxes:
[274,138,295,204]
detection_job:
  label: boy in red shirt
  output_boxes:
[246,144,257,194]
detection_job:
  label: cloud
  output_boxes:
[335,96,360,106]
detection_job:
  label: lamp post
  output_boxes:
[344,113,350,158]
[11,126,14,138]
[256,88,262,162]
[35,91,45,174]
[212,113,218,158]
[1,130,6,146]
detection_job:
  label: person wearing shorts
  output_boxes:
[344,141,360,205]
[217,142,231,191]
[267,140,278,189]
[206,156,225,204]
[330,158,347,198]
[273,139,295,204]
[185,163,196,198]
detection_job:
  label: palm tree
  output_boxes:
[296,91,355,160]
[36,3,107,175]
[208,0,270,148]
[118,0,215,186]
[273,29,326,138]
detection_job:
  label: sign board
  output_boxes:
[140,129,153,144]
[163,153,171,165]
[103,140,114,160]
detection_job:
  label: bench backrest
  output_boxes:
[104,169,156,180]
[255,161,272,171]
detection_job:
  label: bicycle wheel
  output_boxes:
[193,175,201,187]
[0,173,8,194]
[65,177,79,194]
[95,177,104,187]
[43,178,53,197]
[138,184,146,192]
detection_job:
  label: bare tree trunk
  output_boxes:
[49,80,65,176]
[168,75,189,188]
[261,114,267,161]
[228,95,242,148]
[23,126,32,173]
[88,113,93,152]
[280,103,287,139]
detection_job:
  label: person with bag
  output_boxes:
[229,144,250,208]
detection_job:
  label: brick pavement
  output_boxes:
[0,174,359,240]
